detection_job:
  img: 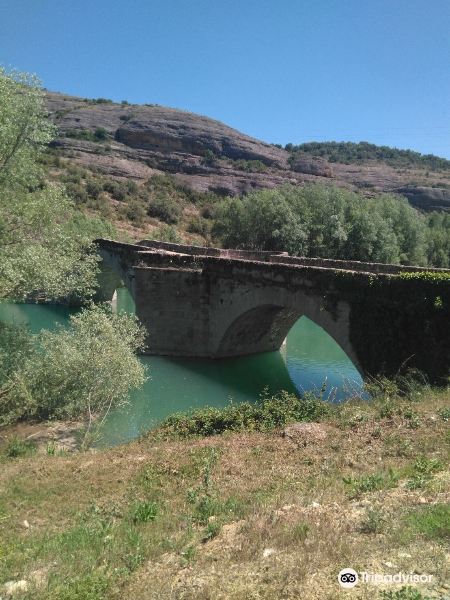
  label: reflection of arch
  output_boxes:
[213,292,363,375]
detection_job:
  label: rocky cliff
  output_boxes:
[45,91,450,211]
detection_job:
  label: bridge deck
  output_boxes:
[95,238,450,276]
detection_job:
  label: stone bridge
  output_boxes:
[95,239,450,382]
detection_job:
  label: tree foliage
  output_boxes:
[212,184,450,267]
[285,141,450,171]
[0,304,147,427]
[0,68,99,300]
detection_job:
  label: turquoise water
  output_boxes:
[0,290,364,445]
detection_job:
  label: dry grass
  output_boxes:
[0,388,449,599]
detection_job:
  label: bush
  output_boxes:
[124,199,146,225]
[86,179,103,199]
[147,197,181,224]
[103,179,128,201]
[94,127,108,141]
[233,159,268,172]
[187,216,210,236]
[66,182,88,204]
[0,304,147,428]
[159,391,333,438]
[154,225,182,243]
[201,149,217,166]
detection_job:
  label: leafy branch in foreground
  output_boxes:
[0,68,100,300]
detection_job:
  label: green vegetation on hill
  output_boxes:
[212,185,450,267]
[285,141,450,171]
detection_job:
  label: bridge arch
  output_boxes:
[212,292,363,374]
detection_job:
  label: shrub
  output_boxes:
[147,197,181,224]
[93,127,108,141]
[103,179,128,201]
[201,149,217,165]
[124,199,146,225]
[154,225,182,243]
[65,127,109,143]
[187,216,210,236]
[233,159,268,172]
[66,182,88,204]
[85,179,103,199]
[0,304,147,429]
[159,391,332,438]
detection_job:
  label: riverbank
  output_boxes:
[0,387,449,599]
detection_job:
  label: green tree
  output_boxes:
[212,184,440,266]
[0,304,147,433]
[212,189,307,254]
[0,68,98,300]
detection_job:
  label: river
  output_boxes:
[0,288,364,445]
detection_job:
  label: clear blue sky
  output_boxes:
[1,0,449,157]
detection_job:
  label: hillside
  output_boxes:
[43,91,450,242]
[1,386,449,599]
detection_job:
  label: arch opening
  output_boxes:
[215,302,363,376]
[216,304,301,357]
[285,316,365,400]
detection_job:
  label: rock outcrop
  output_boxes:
[45,91,450,209]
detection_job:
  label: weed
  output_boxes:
[5,437,37,458]
[290,522,310,542]
[403,504,450,541]
[384,435,413,457]
[181,544,196,561]
[202,520,221,542]
[359,508,386,533]
[405,456,443,489]
[380,587,432,600]
[402,407,421,429]
[46,441,56,456]
[343,469,398,498]
[131,501,159,524]
[438,406,450,421]
[378,399,395,419]
[47,572,109,600]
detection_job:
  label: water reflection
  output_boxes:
[0,290,364,446]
